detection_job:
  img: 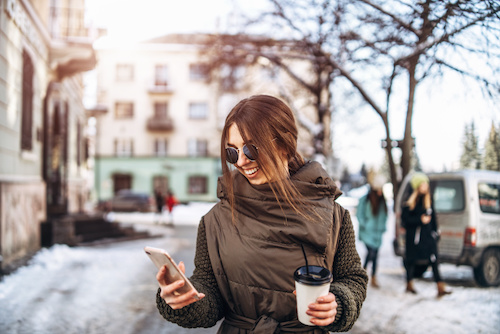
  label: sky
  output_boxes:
[85,0,500,173]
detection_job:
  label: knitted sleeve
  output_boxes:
[156,218,224,328]
[322,208,368,333]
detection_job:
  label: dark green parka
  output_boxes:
[157,161,367,333]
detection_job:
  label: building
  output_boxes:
[0,0,96,272]
[90,33,327,204]
[90,34,223,203]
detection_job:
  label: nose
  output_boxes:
[237,148,251,166]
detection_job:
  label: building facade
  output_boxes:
[91,35,225,203]
[0,0,96,271]
[91,32,335,205]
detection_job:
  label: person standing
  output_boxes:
[154,188,164,224]
[154,95,367,333]
[402,172,452,298]
[164,190,178,225]
[356,175,387,288]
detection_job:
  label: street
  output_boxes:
[0,223,218,334]
[0,204,499,334]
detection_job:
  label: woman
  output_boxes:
[154,188,164,224]
[155,95,367,333]
[356,175,387,288]
[402,172,452,298]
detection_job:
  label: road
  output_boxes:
[0,213,499,334]
[0,223,218,334]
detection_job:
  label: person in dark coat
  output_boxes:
[153,95,367,333]
[402,172,452,297]
[154,188,164,224]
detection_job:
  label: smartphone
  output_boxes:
[144,246,201,300]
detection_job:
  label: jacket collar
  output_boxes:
[217,160,342,201]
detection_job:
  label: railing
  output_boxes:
[147,84,174,94]
[146,116,174,132]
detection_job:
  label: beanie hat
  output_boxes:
[410,172,429,190]
[370,175,386,190]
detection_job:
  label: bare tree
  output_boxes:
[202,33,338,167]
[203,0,500,197]
[339,0,500,196]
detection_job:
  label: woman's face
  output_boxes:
[418,181,429,194]
[227,123,285,185]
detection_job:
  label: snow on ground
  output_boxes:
[106,202,216,226]
[0,226,189,334]
[1,200,499,334]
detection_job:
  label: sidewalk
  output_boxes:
[105,202,217,226]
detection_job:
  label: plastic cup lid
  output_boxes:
[294,265,332,285]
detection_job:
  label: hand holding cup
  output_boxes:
[294,265,334,326]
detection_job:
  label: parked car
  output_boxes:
[108,190,153,212]
[394,170,500,287]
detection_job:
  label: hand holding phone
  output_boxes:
[144,246,202,300]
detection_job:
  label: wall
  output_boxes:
[0,180,46,271]
[95,156,220,202]
[0,0,95,270]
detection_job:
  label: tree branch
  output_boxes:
[328,57,386,119]
[358,0,420,35]
[398,8,500,63]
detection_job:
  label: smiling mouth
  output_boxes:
[244,167,259,176]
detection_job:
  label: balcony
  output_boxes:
[147,84,174,95]
[146,115,174,132]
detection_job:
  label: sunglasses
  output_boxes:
[225,144,258,164]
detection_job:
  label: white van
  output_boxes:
[393,170,500,287]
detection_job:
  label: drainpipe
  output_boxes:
[42,81,55,203]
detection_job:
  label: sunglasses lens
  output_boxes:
[225,147,238,164]
[243,144,258,161]
[225,145,258,164]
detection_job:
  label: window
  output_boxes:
[188,139,208,157]
[189,102,208,119]
[115,102,134,119]
[154,138,168,156]
[155,65,169,87]
[114,138,134,157]
[220,64,246,92]
[113,173,132,194]
[116,64,134,81]
[189,63,209,81]
[21,50,34,151]
[431,180,465,213]
[478,182,500,214]
[188,176,208,194]
[154,102,168,118]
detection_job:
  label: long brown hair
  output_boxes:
[368,188,387,216]
[220,95,307,222]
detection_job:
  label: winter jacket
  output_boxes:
[402,197,439,263]
[356,194,387,249]
[156,161,368,333]
[165,194,178,212]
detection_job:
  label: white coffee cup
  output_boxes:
[294,265,333,326]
